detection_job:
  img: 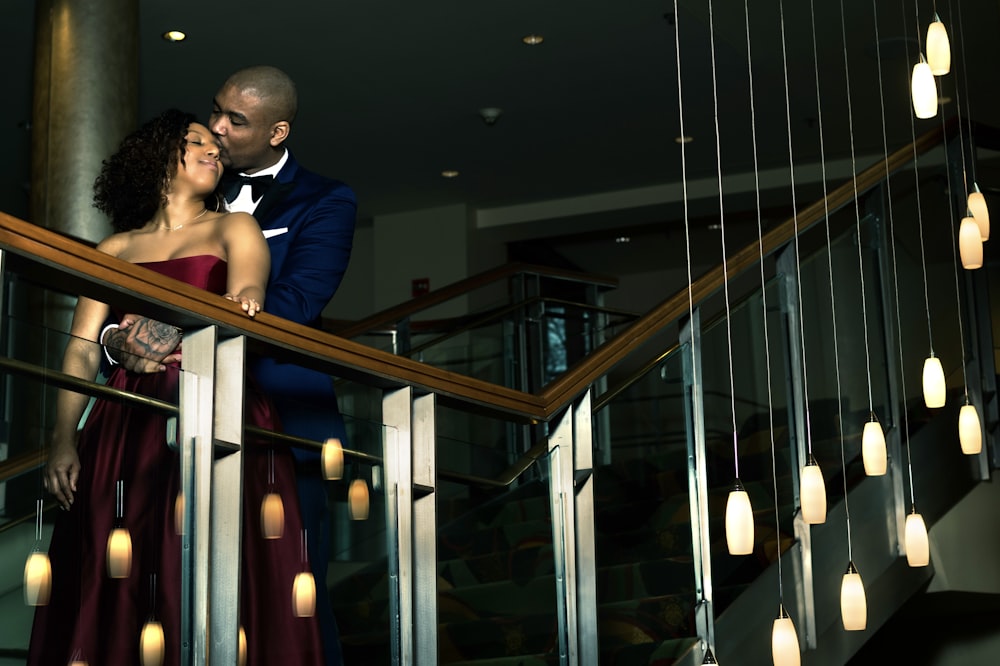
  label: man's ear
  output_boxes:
[269,121,291,147]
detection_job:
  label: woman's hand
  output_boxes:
[45,440,80,510]
[223,293,262,318]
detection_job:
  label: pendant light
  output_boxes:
[69,650,89,666]
[322,437,344,480]
[260,492,285,539]
[911,56,938,119]
[24,499,51,606]
[349,477,370,521]
[107,481,132,578]
[968,184,990,240]
[959,214,984,269]
[23,549,52,606]
[140,620,165,666]
[725,480,754,555]
[292,571,316,617]
[292,530,316,617]
[921,353,947,407]
[904,511,930,567]
[772,607,801,666]
[261,450,285,538]
[925,12,951,75]
[959,399,983,454]
[174,491,185,536]
[840,562,868,630]
[800,456,827,524]
[862,417,886,476]
[239,626,248,666]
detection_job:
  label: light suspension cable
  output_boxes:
[708,0,753,558]
[839,0,887,477]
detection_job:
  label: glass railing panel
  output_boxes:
[0,310,192,665]
[594,343,699,663]
[435,428,556,663]
[699,277,795,622]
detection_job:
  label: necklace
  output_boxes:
[158,207,208,231]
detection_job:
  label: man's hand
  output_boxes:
[103,316,183,373]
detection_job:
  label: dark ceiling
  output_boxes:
[2,0,999,232]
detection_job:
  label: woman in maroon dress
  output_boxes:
[29,109,324,665]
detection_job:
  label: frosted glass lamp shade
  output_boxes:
[349,479,370,520]
[905,512,930,567]
[107,527,133,578]
[969,185,990,240]
[959,403,983,454]
[911,59,938,118]
[23,551,52,606]
[725,484,754,555]
[841,563,867,630]
[772,613,801,666]
[862,420,887,476]
[292,571,316,617]
[922,355,947,408]
[70,661,89,666]
[960,216,984,269]
[800,458,827,524]
[238,626,247,666]
[322,438,344,480]
[260,492,285,539]
[925,16,951,75]
[140,620,165,666]
[174,491,185,536]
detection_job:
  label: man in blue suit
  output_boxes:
[103,65,355,665]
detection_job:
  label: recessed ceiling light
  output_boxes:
[675,135,693,144]
[162,30,186,42]
[522,34,544,45]
[441,170,460,178]
[615,236,631,244]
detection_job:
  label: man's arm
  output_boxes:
[102,316,182,373]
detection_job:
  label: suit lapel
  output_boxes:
[253,181,295,225]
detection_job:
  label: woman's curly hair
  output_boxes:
[93,109,198,233]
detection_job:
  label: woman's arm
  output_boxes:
[47,294,110,509]
[221,212,270,317]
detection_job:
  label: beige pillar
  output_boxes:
[30,0,138,242]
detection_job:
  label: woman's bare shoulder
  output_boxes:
[95,232,132,258]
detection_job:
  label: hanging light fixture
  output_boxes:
[107,527,133,579]
[772,607,801,666]
[800,456,827,524]
[861,417,886,476]
[959,400,983,454]
[174,491,185,536]
[349,478,370,520]
[840,562,867,630]
[904,510,930,567]
[968,184,990,240]
[921,353,947,407]
[239,626,248,666]
[292,570,316,617]
[959,214,984,269]
[69,650,89,666]
[911,55,938,118]
[925,12,951,75]
[725,480,754,555]
[23,549,52,606]
[260,492,285,539]
[140,620,165,666]
[322,437,344,480]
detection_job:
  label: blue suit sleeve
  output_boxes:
[265,181,356,325]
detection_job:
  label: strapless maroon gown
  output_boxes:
[28,255,324,665]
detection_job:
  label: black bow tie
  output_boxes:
[221,173,275,204]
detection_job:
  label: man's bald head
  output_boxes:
[223,65,298,126]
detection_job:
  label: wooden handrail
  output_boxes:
[0,121,948,426]
[332,261,618,339]
[539,121,951,416]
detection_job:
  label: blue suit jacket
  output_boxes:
[250,150,356,449]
